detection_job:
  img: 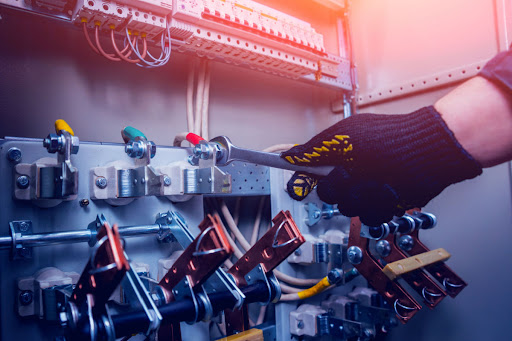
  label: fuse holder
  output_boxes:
[55,119,74,136]
[382,248,451,281]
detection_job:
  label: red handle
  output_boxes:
[186,133,205,145]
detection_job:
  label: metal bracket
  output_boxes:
[9,220,33,260]
[228,211,305,287]
[306,203,341,226]
[317,314,364,339]
[225,211,304,335]
[121,265,162,336]
[381,231,447,308]
[348,217,421,323]
[157,214,233,303]
[156,211,245,309]
[183,166,232,194]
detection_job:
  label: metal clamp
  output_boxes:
[156,212,245,310]
[226,211,304,334]
[348,217,421,323]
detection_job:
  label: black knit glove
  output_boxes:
[281,106,482,226]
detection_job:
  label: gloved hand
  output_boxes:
[281,106,482,226]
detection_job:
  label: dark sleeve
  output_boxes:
[479,49,512,92]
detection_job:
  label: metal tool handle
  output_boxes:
[210,136,335,177]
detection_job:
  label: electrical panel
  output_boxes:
[0,122,467,340]
[0,0,352,89]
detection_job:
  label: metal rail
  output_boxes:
[0,224,162,250]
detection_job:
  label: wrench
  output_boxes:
[209,136,334,177]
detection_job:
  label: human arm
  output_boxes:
[281,50,512,226]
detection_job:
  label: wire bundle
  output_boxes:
[81,20,171,68]
[174,60,212,146]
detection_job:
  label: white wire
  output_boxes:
[201,61,211,140]
[280,282,301,294]
[194,60,206,135]
[186,63,196,133]
[250,197,266,246]
[173,132,189,147]
[256,306,267,326]
[262,144,296,153]
[218,200,323,287]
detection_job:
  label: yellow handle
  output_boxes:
[382,248,451,280]
[55,119,74,136]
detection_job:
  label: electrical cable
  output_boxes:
[186,63,196,133]
[95,25,121,61]
[256,306,267,326]
[262,144,295,153]
[194,60,206,135]
[217,199,323,287]
[173,132,189,147]
[125,25,171,68]
[82,22,100,55]
[111,29,141,63]
[250,197,266,246]
[201,61,211,140]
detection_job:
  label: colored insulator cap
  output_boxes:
[186,133,205,145]
[55,119,74,136]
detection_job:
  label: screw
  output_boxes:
[297,321,304,329]
[339,326,344,333]
[19,248,30,257]
[313,211,321,219]
[208,177,212,183]
[294,248,302,256]
[376,240,391,257]
[95,177,107,189]
[7,147,22,163]
[163,175,171,186]
[398,235,414,251]
[16,175,30,189]
[141,177,146,184]
[347,246,363,265]
[19,291,33,305]
[80,199,90,207]
[19,222,29,232]
[166,216,173,224]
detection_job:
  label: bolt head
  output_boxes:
[313,211,321,219]
[149,141,157,158]
[16,175,30,189]
[398,235,414,251]
[80,199,90,207]
[19,222,29,232]
[19,290,33,305]
[347,246,363,265]
[294,248,302,256]
[7,147,22,163]
[163,175,171,186]
[44,134,63,153]
[297,321,304,329]
[70,136,80,154]
[95,177,107,189]
[376,240,391,257]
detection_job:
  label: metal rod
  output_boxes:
[0,224,161,250]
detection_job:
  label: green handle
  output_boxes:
[121,126,146,143]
